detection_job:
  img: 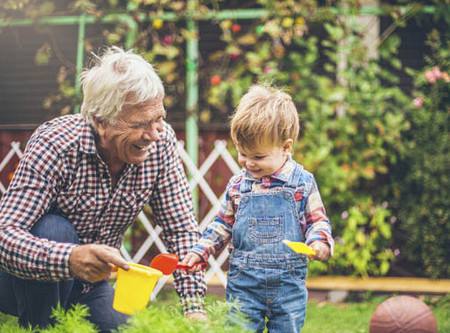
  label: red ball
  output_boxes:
[370,296,437,333]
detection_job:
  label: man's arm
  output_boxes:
[0,133,76,281]
[149,124,206,315]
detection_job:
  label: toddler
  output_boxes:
[183,85,334,333]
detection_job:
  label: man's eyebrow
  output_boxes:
[131,111,166,126]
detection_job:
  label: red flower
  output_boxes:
[231,23,241,33]
[230,52,240,61]
[162,35,174,45]
[210,74,222,86]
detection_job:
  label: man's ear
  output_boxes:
[92,116,107,137]
[283,139,293,153]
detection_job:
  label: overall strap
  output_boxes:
[239,177,253,193]
[285,163,304,189]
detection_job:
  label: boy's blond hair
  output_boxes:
[230,85,299,149]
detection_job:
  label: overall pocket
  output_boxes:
[227,261,244,281]
[248,217,283,245]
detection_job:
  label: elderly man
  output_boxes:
[0,46,206,332]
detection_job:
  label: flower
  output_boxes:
[295,17,305,27]
[413,97,424,108]
[282,17,294,28]
[229,52,240,61]
[162,35,174,45]
[231,23,241,33]
[152,19,163,30]
[210,75,221,86]
[263,65,272,74]
[424,66,443,84]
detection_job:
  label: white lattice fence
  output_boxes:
[0,141,23,194]
[120,140,240,298]
[0,140,239,298]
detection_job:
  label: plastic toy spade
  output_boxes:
[282,240,316,256]
[149,253,207,275]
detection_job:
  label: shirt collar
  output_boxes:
[243,155,295,183]
[79,116,98,155]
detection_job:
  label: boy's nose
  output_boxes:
[246,161,256,168]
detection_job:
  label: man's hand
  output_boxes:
[309,241,331,261]
[185,312,208,321]
[69,244,129,282]
[180,252,204,272]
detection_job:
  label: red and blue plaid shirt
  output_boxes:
[0,114,205,313]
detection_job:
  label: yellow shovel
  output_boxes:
[282,240,316,256]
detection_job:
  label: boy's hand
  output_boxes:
[181,252,204,272]
[309,241,330,261]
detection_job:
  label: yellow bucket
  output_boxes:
[113,263,163,315]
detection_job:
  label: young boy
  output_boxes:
[183,85,334,333]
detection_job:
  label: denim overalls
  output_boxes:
[226,163,308,333]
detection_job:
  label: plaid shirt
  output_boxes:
[0,114,205,314]
[192,158,334,261]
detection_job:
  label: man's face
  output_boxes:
[95,98,166,166]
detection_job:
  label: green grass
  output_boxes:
[1,292,448,333]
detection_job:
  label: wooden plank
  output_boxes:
[204,275,450,294]
[306,276,450,293]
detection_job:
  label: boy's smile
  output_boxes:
[237,140,293,179]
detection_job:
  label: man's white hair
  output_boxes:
[80,46,164,124]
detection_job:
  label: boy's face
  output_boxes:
[237,140,293,179]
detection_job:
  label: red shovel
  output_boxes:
[149,253,207,275]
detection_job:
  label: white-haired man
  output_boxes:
[0,46,206,332]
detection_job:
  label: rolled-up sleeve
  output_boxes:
[149,125,206,314]
[0,134,76,281]
[191,180,235,262]
[304,176,334,255]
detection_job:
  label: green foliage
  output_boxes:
[0,313,32,333]
[118,301,250,333]
[205,5,413,276]
[0,1,447,277]
[1,294,449,333]
[0,305,96,333]
[390,29,450,278]
[41,304,98,333]
[0,298,251,333]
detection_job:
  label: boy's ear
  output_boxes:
[283,139,293,153]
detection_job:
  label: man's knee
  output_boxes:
[30,214,79,244]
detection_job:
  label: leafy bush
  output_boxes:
[390,28,449,278]
[206,8,410,276]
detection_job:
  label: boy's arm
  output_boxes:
[304,176,334,256]
[190,181,237,262]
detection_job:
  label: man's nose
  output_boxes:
[144,124,163,141]
[143,127,161,141]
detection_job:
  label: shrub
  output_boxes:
[390,28,449,278]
